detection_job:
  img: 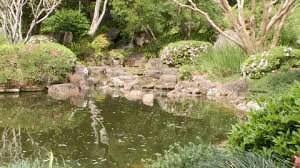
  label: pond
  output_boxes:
[0,92,237,168]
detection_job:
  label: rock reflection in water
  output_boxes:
[0,92,236,168]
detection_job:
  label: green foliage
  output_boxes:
[148,143,291,168]
[91,34,111,64]
[242,47,300,79]
[0,43,76,87]
[280,6,300,48]
[247,70,300,100]
[179,65,195,80]
[109,49,127,60]
[111,0,221,42]
[148,143,227,168]
[42,10,90,39]
[229,82,300,159]
[195,46,247,79]
[69,37,94,60]
[160,40,212,67]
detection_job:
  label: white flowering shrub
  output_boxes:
[160,40,212,67]
[242,47,300,79]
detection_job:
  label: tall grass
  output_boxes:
[195,46,247,80]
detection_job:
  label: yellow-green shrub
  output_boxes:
[0,42,76,87]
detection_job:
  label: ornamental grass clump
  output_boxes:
[160,40,212,67]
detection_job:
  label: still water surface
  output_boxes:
[0,92,236,167]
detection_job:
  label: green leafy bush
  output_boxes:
[242,47,300,79]
[0,43,76,87]
[229,82,300,159]
[160,40,212,67]
[91,34,111,64]
[179,65,196,80]
[69,37,94,60]
[42,10,90,39]
[195,45,247,79]
[148,143,291,168]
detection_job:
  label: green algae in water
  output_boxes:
[0,92,237,168]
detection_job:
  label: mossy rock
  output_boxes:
[27,35,57,44]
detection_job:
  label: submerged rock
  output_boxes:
[48,83,80,100]
[142,93,155,106]
[125,90,144,101]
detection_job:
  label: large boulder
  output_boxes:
[27,35,57,44]
[214,30,242,49]
[159,74,177,84]
[219,78,248,97]
[48,83,80,100]
[70,65,89,86]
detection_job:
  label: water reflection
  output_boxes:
[0,92,237,168]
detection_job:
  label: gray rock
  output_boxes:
[159,75,177,84]
[125,90,144,101]
[155,83,176,90]
[220,78,248,97]
[88,66,106,77]
[144,70,162,79]
[161,68,178,75]
[0,88,20,93]
[20,87,45,92]
[48,83,80,100]
[142,94,155,106]
[146,58,168,70]
[27,35,57,44]
[214,30,242,49]
[124,79,139,91]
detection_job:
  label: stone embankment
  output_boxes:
[48,58,260,112]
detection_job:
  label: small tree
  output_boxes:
[88,0,109,37]
[171,0,299,54]
[0,0,61,44]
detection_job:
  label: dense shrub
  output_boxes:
[91,34,111,64]
[196,45,247,79]
[229,82,300,159]
[280,6,300,48]
[42,10,90,39]
[160,40,212,67]
[0,43,76,87]
[148,143,291,168]
[69,37,94,60]
[242,47,300,79]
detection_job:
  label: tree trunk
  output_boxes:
[88,0,109,37]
